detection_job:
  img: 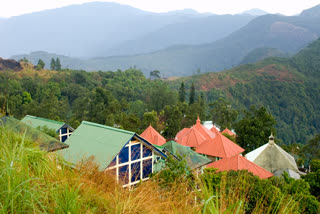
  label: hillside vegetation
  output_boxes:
[168,37,320,144]
[0,126,319,213]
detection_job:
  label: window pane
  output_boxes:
[119,165,129,184]
[143,159,152,179]
[61,135,68,142]
[131,144,141,161]
[143,145,152,158]
[119,146,129,164]
[61,127,68,134]
[131,162,141,182]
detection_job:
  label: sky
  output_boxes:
[0,0,319,18]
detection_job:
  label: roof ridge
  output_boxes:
[82,121,135,135]
[24,115,64,125]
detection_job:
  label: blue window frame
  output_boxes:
[131,162,141,182]
[143,145,152,158]
[131,144,141,161]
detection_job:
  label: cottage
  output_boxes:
[0,115,68,152]
[175,117,215,148]
[245,134,301,179]
[61,121,167,187]
[196,130,244,161]
[21,115,74,142]
[140,124,166,146]
[208,154,273,179]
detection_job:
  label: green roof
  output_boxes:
[60,121,136,170]
[21,115,65,132]
[0,116,68,152]
[163,141,212,170]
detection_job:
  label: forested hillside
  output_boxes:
[169,37,320,144]
[2,37,320,144]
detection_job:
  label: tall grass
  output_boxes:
[0,126,315,213]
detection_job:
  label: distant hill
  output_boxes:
[102,14,254,56]
[240,47,288,64]
[0,2,254,58]
[168,37,320,144]
[300,4,320,17]
[242,8,268,16]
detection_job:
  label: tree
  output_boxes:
[150,70,160,79]
[50,58,56,70]
[189,82,195,105]
[234,105,276,153]
[178,81,186,103]
[56,58,61,71]
[209,98,238,130]
[303,134,320,162]
[36,59,45,70]
[142,111,160,130]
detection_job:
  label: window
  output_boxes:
[131,144,141,161]
[143,159,152,179]
[118,146,129,164]
[143,145,152,157]
[131,162,141,182]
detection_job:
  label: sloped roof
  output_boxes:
[21,115,66,132]
[222,128,236,137]
[208,154,273,179]
[196,132,244,158]
[140,125,166,146]
[245,135,299,173]
[0,115,68,152]
[175,117,215,148]
[61,121,166,170]
[163,140,212,170]
[273,168,300,180]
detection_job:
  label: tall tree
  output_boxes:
[50,58,56,70]
[56,58,61,71]
[36,59,45,70]
[234,105,276,153]
[189,82,195,105]
[178,81,185,102]
[209,98,238,130]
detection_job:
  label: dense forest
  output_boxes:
[1,37,320,147]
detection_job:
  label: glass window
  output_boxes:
[61,135,68,142]
[60,127,68,134]
[143,145,152,158]
[118,146,129,164]
[143,159,152,179]
[131,162,141,182]
[131,144,141,161]
[119,165,129,184]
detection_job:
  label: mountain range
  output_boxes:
[7,3,320,77]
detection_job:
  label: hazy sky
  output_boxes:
[0,0,319,18]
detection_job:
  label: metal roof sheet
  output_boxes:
[21,115,65,132]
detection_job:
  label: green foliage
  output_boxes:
[178,81,185,103]
[36,59,45,70]
[55,57,61,71]
[303,135,320,161]
[209,98,238,130]
[222,133,236,142]
[150,70,160,79]
[50,58,56,70]
[234,105,276,152]
[310,159,320,172]
[189,82,195,105]
[302,170,320,200]
[37,125,59,138]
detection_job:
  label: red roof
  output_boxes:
[210,126,220,135]
[175,117,215,148]
[140,125,166,146]
[222,128,236,137]
[207,154,273,179]
[196,132,244,158]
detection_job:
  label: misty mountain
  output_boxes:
[0,2,255,58]
[103,14,254,56]
[300,4,320,17]
[242,8,268,16]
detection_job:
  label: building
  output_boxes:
[175,116,215,148]
[161,140,212,174]
[0,115,68,152]
[221,128,236,137]
[207,154,273,179]
[245,134,301,178]
[196,131,244,161]
[21,115,74,142]
[61,121,167,187]
[140,124,166,146]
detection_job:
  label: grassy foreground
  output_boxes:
[0,126,319,213]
